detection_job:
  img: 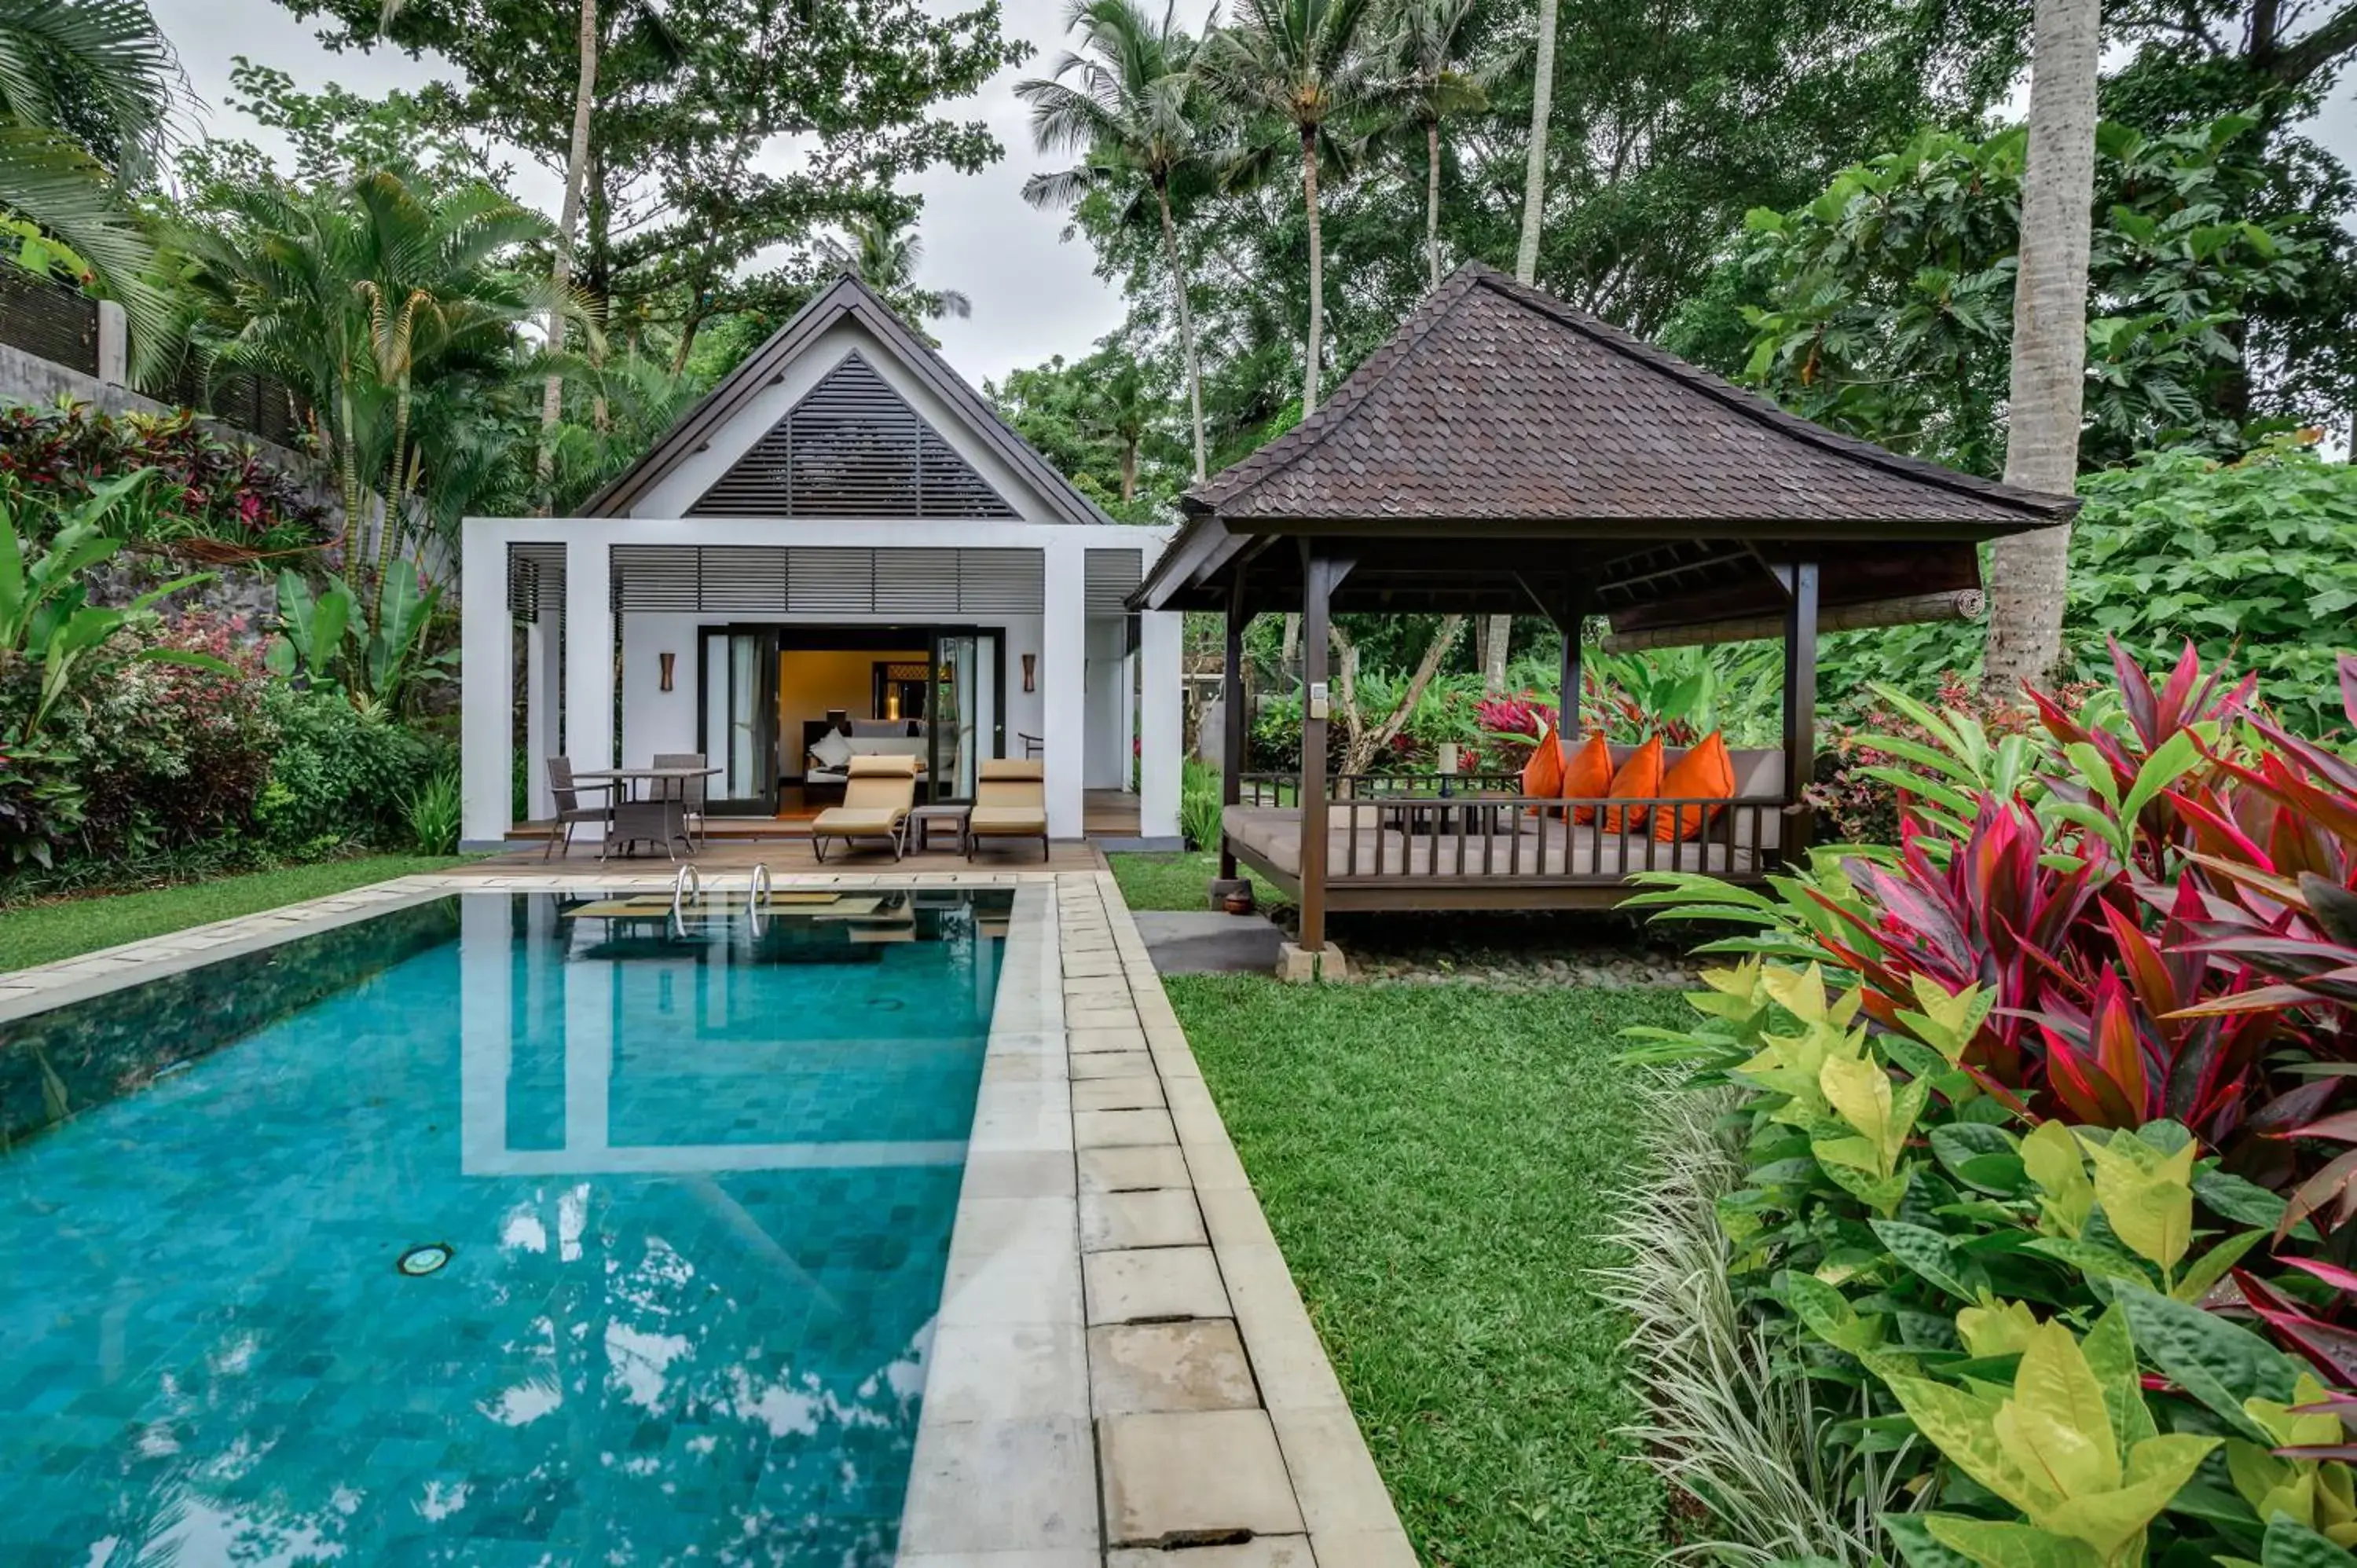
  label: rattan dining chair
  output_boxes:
[544,757,614,861]
[651,752,709,850]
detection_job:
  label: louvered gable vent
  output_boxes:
[688,352,1020,519]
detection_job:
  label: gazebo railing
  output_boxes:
[1227,775,1788,885]
[1237,769,1524,808]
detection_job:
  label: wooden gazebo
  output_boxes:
[1130,263,2075,958]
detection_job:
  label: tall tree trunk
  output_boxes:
[1984,0,2099,700]
[1301,126,1323,416]
[1483,613,1511,693]
[1332,616,1467,774]
[537,0,600,512]
[1157,181,1208,482]
[1425,118,1442,291]
[1120,439,1138,502]
[1515,0,1558,285]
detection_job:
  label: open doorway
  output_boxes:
[699,625,1003,817]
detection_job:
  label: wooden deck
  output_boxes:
[1222,789,1790,913]
[475,789,1138,877]
[455,835,1102,877]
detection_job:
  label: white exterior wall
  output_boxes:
[460,518,1173,848]
[1083,617,1129,791]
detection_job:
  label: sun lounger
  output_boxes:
[966,759,1048,861]
[810,753,920,862]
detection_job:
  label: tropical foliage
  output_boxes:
[0,398,332,557]
[1721,115,2342,479]
[1814,440,2357,749]
[0,471,449,882]
[1617,642,2357,1566]
[0,0,182,353]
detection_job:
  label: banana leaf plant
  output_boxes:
[266,558,445,712]
[0,473,229,744]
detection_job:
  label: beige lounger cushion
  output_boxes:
[812,807,904,833]
[968,758,1047,837]
[816,756,918,841]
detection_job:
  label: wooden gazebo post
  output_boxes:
[1782,561,1820,855]
[1534,581,1595,742]
[1296,548,1351,958]
[1219,570,1248,883]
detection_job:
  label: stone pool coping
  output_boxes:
[0,866,1416,1566]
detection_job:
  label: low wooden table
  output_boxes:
[908,803,971,855]
[1376,794,1517,837]
[574,765,720,860]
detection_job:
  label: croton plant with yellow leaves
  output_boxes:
[1622,646,2357,1568]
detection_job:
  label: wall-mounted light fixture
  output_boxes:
[1021,653,1036,693]
[658,651,676,693]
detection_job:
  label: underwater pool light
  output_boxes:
[397,1243,454,1277]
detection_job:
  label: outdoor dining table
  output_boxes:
[574,765,719,861]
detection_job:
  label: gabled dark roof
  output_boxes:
[1183,262,2075,529]
[581,273,1110,524]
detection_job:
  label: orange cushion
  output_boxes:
[1559,733,1614,825]
[1600,735,1663,833]
[1520,731,1564,812]
[1655,731,1736,841]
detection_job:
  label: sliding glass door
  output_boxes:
[929,631,1000,801]
[700,628,779,814]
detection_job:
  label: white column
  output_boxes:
[1120,647,1138,792]
[460,522,512,848]
[1139,608,1182,841]
[564,536,614,773]
[525,617,557,821]
[457,891,511,1174]
[1041,542,1086,839]
[95,300,128,388]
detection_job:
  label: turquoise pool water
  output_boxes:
[0,889,1009,1566]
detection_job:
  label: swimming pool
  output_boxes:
[0,887,1011,1566]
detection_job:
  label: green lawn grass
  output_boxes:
[0,855,475,972]
[1105,849,1284,914]
[1166,975,1684,1566]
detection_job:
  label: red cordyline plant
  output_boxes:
[1636,640,2357,1159]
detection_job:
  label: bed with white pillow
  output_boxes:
[802,721,929,788]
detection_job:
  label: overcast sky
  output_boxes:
[149,0,2357,392]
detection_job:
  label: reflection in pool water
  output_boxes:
[0,890,1006,1566]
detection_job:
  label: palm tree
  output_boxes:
[1091,357,1156,501]
[1200,0,1384,417]
[1018,0,1213,482]
[1983,0,2100,698]
[820,212,972,324]
[178,168,578,613]
[1380,0,1494,292]
[0,0,185,355]
[1514,0,1556,284]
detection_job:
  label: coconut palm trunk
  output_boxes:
[1301,125,1324,416]
[538,0,600,508]
[1157,181,1208,482]
[1983,0,2099,698]
[1425,118,1442,290]
[1514,0,1557,285]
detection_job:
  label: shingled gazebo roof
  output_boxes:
[1135,262,2075,642]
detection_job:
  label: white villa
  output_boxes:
[459,274,1183,851]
